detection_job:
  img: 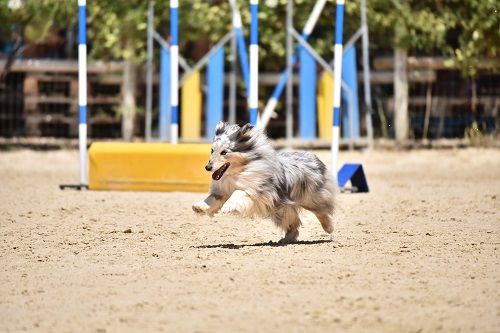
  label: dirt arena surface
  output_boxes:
[0,148,499,332]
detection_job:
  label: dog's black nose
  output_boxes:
[205,164,212,171]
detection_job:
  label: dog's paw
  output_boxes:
[192,201,210,215]
[278,229,299,244]
[220,200,241,215]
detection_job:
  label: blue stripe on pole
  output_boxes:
[299,47,317,139]
[79,106,87,124]
[271,71,288,100]
[159,47,171,140]
[206,47,225,138]
[250,108,258,125]
[334,4,344,44]
[171,8,178,45]
[250,4,258,45]
[172,105,179,124]
[333,107,341,126]
[235,28,250,95]
[78,6,86,44]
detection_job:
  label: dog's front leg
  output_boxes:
[192,193,229,217]
[220,190,254,215]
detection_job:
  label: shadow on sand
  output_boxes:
[196,239,333,250]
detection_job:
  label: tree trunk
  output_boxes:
[122,43,136,141]
[394,47,408,142]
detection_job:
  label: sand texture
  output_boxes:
[1,148,499,332]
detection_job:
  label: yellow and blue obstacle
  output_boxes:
[89,142,211,192]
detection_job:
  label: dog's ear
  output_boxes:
[233,123,254,143]
[239,123,254,135]
[232,123,255,152]
[215,121,226,136]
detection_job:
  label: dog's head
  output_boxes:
[204,122,256,181]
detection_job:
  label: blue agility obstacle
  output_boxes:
[341,46,360,139]
[159,47,171,140]
[337,164,369,192]
[205,47,225,139]
[332,0,369,193]
[299,48,317,139]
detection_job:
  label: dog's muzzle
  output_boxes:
[212,162,230,181]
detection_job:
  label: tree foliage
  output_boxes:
[1,0,498,77]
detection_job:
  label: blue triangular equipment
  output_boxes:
[337,163,369,193]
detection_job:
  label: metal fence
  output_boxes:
[370,57,499,140]
[0,60,124,139]
[0,58,498,141]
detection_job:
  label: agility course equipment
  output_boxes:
[89,143,210,192]
[249,0,259,125]
[258,0,373,151]
[259,0,327,132]
[144,1,251,142]
[63,0,368,193]
[169,0,179,144]
[62,0,209,192]
[331,0,369,192]
[60,0,88,190]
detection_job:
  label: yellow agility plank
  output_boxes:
[89,142,210,192]
[317,71,334,139]
[181,71,202,140]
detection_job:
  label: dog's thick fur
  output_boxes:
[192,122,338,243]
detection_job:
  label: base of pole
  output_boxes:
[59,184,89,191]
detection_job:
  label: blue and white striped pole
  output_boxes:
[331,0,345,177]
[259,0,327,129]
[78,0,87,185]
[229,0,250,96]
[249,0,259,125]
[170,0,179,144]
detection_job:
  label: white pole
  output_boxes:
[78,0,88,185]
[331,0,345,178]
[170,0,179,144]
[249,0,259,125]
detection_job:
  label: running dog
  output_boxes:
[192,122,337,243]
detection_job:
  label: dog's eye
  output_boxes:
[211,148,214,154]
[220,150,227,155]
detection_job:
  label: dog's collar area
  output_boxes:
[212,163,230,181]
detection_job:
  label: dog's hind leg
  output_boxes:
[314,212,334,234]
[271,207,301,244]
[304,188,335,234]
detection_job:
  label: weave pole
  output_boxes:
[259,0,327,129]
[331,0,345,177]
[249,0,259,125]
[170,0,179,144]
[59,0,88,190]
[78,0,88,185]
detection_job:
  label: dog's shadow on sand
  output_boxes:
[196,239,332,250]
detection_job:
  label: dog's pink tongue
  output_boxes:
[212,169,221,181]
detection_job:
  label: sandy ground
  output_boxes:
[0,148,499,332]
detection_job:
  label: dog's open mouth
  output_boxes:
[212,162,230,181]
